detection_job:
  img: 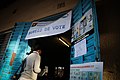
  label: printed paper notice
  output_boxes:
[70,62,103,80]
[74,38,87,57]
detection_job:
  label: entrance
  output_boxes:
[28,30,71,80]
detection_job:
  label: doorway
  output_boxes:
[28,30,71,80]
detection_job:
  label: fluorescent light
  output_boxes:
[58,38,70,47]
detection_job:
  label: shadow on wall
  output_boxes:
[96,0,120,80]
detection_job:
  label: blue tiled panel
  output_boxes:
[84,53,96,63]
[72,0,82,25]
[0,22,31,80]
[82,0,90,9]
[71,0,100,64]
[71,56,83,64]
[86,39,94,47]
[82,2,92,14]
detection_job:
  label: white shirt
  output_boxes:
[19,51,41,80]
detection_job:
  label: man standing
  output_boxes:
[19,45,42,80]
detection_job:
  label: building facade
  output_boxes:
[0,0,120,80]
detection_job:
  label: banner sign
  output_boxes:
[70,62,103,80]
[25,11,72,40]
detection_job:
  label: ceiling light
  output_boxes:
[58,37,70,47]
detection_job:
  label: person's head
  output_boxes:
[32,45,42,55]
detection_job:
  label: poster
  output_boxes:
[71,8,93,42]
[74,38,87,57]
[70,62,103,80]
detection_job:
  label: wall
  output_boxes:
[0,0,78,32]
[96,0,120,80]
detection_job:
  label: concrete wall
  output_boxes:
[96,0,120,80]
[0,0,78,32]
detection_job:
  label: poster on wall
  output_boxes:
[70,62,103,80]
[25,10,72,40]
[71,8,93,42]
[74,38,87,57]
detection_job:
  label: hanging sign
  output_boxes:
[25,11,72,40]
[70,62,103,80]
